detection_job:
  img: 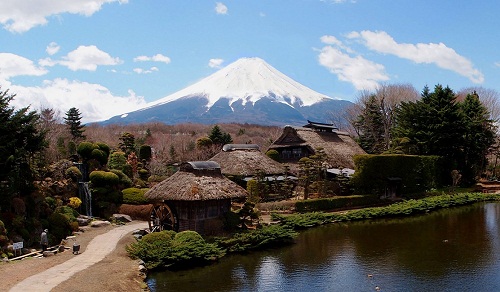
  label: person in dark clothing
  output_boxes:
[40,229,48,251]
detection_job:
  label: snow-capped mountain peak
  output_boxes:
[148,57,334,109]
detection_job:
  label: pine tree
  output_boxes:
[355,95,385,153]
[64,107,85,140]
[460,91,496,182]
[208,125,233,146]
[0,88,46,209]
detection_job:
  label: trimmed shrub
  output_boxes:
[294,195,382,213]
[65,166,82,181]
[68,197,82,209]
[351,154,442,195]
[96,142,110,156]
[122,188,149,205]
[215,225,297,253]
[127,230,224,270]
[77,141,96,160]
[91,149,108,165]
[89,170,120,187]
[110,169,133,188]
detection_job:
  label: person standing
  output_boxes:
[40,229,48,251]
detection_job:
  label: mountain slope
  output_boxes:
[102,57,352,126]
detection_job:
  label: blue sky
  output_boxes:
[1,0,499,123]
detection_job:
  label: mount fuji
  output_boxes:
[102,57,353,126]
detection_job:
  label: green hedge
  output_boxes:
[295,195,382,213]
[122,188,149,204]
[350,154,442,195]
[273,192,500,230]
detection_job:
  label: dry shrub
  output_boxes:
[118,204,153,220]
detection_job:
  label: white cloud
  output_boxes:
[208,58,224,68]
[318,46,389,91]
[215,2,228,15]
[495,62,500,68]
[133,67,159,74]
[0,0,128,33]
[3,78,146,123]
[46,42,60,55]
[320,35,342,46]
[0,53,48,80]
[133,54,171,64]
[42,45,122,71]
[349,30,484,83]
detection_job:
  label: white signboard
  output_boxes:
[13,241,23,250]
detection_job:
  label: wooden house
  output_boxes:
[267,121,366,170]
[144,161,247,235]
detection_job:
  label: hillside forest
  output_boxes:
[0,83,499,256]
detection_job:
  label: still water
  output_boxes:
[147,202,500,291]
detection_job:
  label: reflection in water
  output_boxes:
[148,202,500,291]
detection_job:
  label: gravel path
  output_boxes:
[10,221,148,292]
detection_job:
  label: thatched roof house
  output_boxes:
[144,161,247,235]
[209,144,286,179]
[267,121,366,169]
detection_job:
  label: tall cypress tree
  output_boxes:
[64,107,86,140]
[460,91,496,182]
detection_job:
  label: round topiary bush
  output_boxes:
[65,166,82,181]
[90,170,120,187]
[110,169,133,188]
[77,141,96,160]
[91,148,108,165]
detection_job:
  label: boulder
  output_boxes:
[111,214,133,223]
[43,250,56,257]
[77,217,92,226]
[90,220,111,228]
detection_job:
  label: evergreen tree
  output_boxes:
[0,88,46,209]
[64,107,85,140]
[355,95,385,153]
[460,91,496,182]
[208,125,233,146]
[119,132,136,155]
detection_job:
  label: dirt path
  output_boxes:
[7,221,148,292]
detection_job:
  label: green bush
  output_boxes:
[294,195,382,213]
[110,169,133,188]
[122,188,149,205]
[351,154,442,195]
[65,166,82,181]
[77,142,96,160]
[138,168,149,180]
[90,170,120,187]
[96,142,110,156]
[108,151,127,170]
[127,230,224,270]
[215,225,297,253]
[48,212,72,244]
[91,149,108,165]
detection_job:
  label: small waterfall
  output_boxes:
[81,182,92,217]
[75,162,92,217]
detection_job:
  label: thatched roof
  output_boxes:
[268,125,366,169]
[210,144,286,177]
[144,161,248,202]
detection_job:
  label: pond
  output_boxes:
[147,202,500,291]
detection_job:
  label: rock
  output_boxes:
[77,217,92,226]
[58,245,66,252]
[133,228,148,235]
[138,264,147,272]
[2,257,9,262]
[111,214,133,223]
[90,220,111,227]
[43,251,56,257]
